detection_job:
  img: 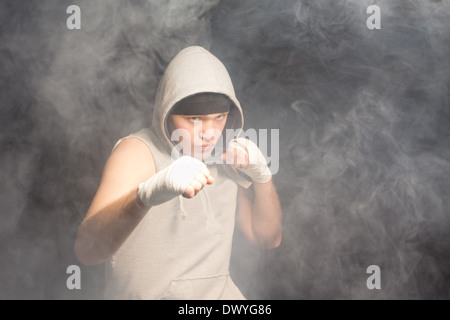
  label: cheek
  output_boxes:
[182,125,196,147]
[168,117,182,135]
[181,126,195,145]
[172,118,190,133]
[215,121,227,136]
[170,118,195,144]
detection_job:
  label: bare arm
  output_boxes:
[74,138,155,265]
[236,180,282,249]
[74,138,213,266]
[74,187,149,265]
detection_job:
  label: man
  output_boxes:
[74,46,282,299]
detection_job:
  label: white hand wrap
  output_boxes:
[138,156,206,207]
[228,138,272,184]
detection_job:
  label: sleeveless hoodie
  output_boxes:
[104,46,251,300]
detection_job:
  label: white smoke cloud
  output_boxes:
[1,0,449,299]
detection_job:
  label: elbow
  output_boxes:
[255,230,282,250]
[251,220,282,249]
[74,243,106,266]
[74,231,107,266]
[272,233,282,249]
[74,237,92,266]
[264,233,282,249]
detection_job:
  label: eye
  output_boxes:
[216,114,227,120]
[188,117,200,121]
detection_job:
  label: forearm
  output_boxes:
[251,179,282,248]
[74,188,149,265]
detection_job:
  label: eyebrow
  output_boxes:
[186,113,228,118]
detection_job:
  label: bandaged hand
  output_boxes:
[224,138,272,184]
[138,156,213,207]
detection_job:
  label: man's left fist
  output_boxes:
[223,138,272,184]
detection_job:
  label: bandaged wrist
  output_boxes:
[229,138,272,184]
[138,156,206,207]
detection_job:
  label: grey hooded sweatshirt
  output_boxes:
[104,46,249,300]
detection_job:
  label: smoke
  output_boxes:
[1,0,449,299]
[211,0,450,299]
[0,0,219,299]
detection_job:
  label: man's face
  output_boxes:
[168,112,229,160]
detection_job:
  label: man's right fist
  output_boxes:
[182,167,214,199]
[138,156,213,207]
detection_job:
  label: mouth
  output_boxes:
[201,144,214,151]
[196,143,214,152]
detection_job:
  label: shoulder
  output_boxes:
[109,136,156,176]
[113,136,152,154]
[85,136,157,218]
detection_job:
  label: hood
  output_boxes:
[151,46,244,152]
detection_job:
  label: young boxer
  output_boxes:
[74,46,282,299]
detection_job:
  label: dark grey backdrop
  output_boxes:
[1,0,449,299]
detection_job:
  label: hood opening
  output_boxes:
[152,46,244,153]
[164,92,243,147]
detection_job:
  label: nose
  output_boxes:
[199,121,217,142]
[201,129,215,142]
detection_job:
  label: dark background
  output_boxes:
[1,0,449,299]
